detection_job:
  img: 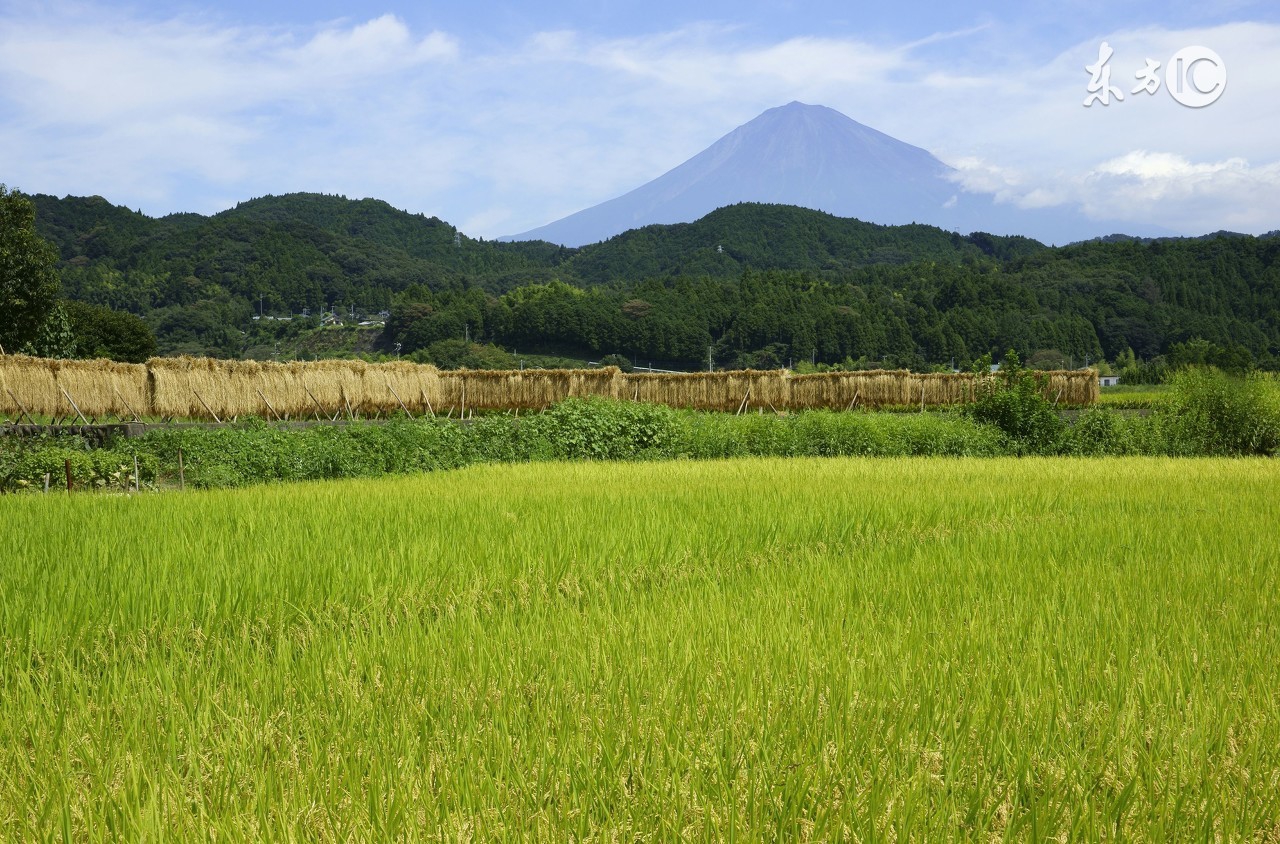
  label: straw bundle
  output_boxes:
[358,361,442,416]
[4,353,1103,422]
[918,372,979,407]
[1,354,62,417]
[621,370,786,411]
[149,357,243,420]
[435,367,624,413]
[51,358,149,419]
[293,360,364,419]
[789,370,915,410]
[567,368,625,401]
[1042,370,1099,406]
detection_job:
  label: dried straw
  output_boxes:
[1,353,1102,421]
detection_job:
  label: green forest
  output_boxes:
[15,190,1280,376]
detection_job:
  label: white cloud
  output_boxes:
[1080,151,1280,230]
[1091,150,1249,183]
[946,149,1280,233]
[0,5,1277,238]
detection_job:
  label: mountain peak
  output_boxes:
[504,103,1145,246]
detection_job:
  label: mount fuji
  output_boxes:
[505,102,1154,247]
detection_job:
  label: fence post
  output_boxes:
[64,459,72,495]
[178,448,185,491]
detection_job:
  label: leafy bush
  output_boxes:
[523,398,680,461]
[1162,368,1280,456]
[964,351,1065,455]
[1060,409,1169,456]
[0,436,158,491]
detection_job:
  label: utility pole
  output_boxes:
[708,345,713,373]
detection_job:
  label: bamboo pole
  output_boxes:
[5,386,34,425]
[303,385,326,421]
[59,387,89,424]
[113,386,141,422]
[384,380,414,419]
[192,390,222,424]
[255,388,280,421]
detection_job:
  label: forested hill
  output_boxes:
[31,193,1032,300]
[25,191,1280,371]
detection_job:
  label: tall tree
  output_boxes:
[0,185,61,353]
[64,301,158,363]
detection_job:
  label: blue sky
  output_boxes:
[2,0,1278,238]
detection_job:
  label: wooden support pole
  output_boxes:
[133,455,140,493]
[177,448,185,490]
[5,386,34,425]
[384,381,414,419]
[736,387,751,416]
[192,391,222,424]
[64,458,73,495]
[255,388,280,421]
[113,386,141,423]
[847,389,860,412]
[59,386,89,424]
[302,385,325,421]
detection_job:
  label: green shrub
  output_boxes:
[965,351,1065,454]
[524,398,680,461]
[1161,368,1280,456]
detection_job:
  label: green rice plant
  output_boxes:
[1097,387,1170,410]
[1,457,1278,839]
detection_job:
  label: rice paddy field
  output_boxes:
[1097,385,1171,411]
[2,456,1278,840]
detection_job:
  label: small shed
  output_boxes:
[1099,375,1121,387]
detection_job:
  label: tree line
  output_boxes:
[4,189,1278,374]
